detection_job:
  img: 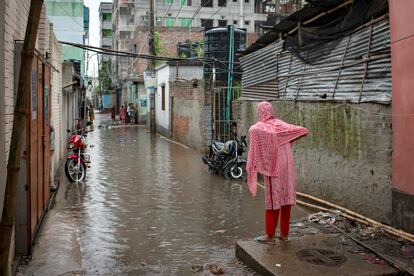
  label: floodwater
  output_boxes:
[60,114,300,275]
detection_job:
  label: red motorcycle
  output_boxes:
[64,121,92,182]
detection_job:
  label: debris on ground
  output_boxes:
[363,255,386,265]
[215,230,227,234]
[205,264,225,275]
[308,212,337,225]
[191,264,204,272]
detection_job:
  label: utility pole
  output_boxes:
[0,0,44,274]
[149,0,156,133]
[240,0,244,28]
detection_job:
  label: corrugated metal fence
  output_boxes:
[240,17,391,103]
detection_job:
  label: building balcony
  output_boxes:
[101,37,112,47]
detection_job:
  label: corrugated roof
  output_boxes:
[241,0,350,55]
[240,18,391,103]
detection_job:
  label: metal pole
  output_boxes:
[225,25,234,122]
[149,0,156,133]
[240,0,244,28]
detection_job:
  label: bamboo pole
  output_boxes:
[297,192,414,240]
[0,0,45,274]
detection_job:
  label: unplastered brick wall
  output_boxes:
[169,80,207,151]
[3,0,31,159]
[234,100,393,224]
[49,24,63,180]
[132,27,203,76]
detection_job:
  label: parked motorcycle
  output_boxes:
[64,120,92,182]
[202,123,248,181]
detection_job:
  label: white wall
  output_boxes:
[155,65,170,133]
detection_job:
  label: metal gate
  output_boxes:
[212,86,238,142]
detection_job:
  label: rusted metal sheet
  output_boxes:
[240,19,391,104]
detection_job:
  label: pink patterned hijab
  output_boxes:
[246,102,309,196]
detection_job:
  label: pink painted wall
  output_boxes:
[389,0,414,195]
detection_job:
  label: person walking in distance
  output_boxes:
[120,105,126,124]
[247,102,308,243]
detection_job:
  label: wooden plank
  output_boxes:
[358,19,374,103]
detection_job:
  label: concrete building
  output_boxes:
[45,0,89,76]
[134,0,267,34]
[99,2,113,62]
[155,62,204,136]
[112,0,135,104]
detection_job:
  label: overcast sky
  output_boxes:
[84,0,112,77]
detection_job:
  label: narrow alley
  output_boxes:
[18,113,305,275]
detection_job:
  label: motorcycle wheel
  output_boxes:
[224,161,247,181]
[65,159,86,182]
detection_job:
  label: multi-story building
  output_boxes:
[99,2,113,62]
[112,0,135,104]
[45,0,89,76]
[134,0,268,34]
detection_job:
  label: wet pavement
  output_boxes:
[18,113,308,275]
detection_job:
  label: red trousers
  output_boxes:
[266,205,291,237]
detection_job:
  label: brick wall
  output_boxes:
[170,80,209,151]
[234,100,392,224]
[3,0,31,160]
[132,27,204,76]
[49,24,63,181]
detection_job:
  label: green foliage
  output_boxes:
[196,40,204,58]
[233,81,241,99]
[98,60,112,94]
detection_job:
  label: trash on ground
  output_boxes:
[308,212,336,225]
[363,255,385,265]
[205,263,225,275]
[191,264,204,272]
[215,230,227,234]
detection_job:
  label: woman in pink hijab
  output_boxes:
[247,101,308,243]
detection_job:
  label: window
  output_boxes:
[218,20,227,27]
[102,29,112,37]
[187,0,192,5]
[245,20,250,25]
[201,0,213,7]
[218,0,226,7]
[102,13,112,21]
[233,0,237,2]
[245,0,249,2]
[233,20,237,25]
[165,17,174,27]
[165,0,173,4]
[161,85,166,111]
[180,18,192,27]
[201,19,214,29]
[255,0,265,13]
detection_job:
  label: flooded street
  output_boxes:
[55,114,304,275]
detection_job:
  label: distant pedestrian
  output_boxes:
[89,105,95,122]
[247,102,308,243]
[120,105,126,124]
[111,106,116,121]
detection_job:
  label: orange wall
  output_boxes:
[389,0,414,195]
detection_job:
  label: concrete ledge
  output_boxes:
[236,234,399,276]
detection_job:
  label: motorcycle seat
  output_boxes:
[213,141,225,151]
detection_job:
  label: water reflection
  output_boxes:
[62,115,267,274]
